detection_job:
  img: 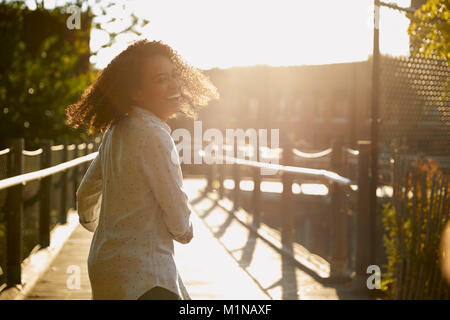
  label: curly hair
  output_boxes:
[65,39,219,133]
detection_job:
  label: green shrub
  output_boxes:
[382,157,450,299]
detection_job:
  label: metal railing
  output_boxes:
[0,153,97,191]
[0,138,100,289]
[0,136,373,289]
[198,138,373,283]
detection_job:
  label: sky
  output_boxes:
[28,0,413,70]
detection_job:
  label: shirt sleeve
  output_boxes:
[136,125,193,244]
[76,143,103,233]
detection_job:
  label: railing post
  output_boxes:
[39,140,52,248]
[93,137,98,152]
[281,135,294,245]
[329,138,350,282]
[252,138,261,226]
[94,136,101,152]
[73,144,79,206]
[6,138,24,287]
[233,139,240,211]
[83,143,89,173]
[251,98,261,226]
[354,140,371,290]
[206,162,213,192]
[218,162,224,199]
[59,142,68,225]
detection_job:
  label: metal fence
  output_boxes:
[373,1,450,299]
[0,138,100,289]
[0,148,9,286]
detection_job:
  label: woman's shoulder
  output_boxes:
[119,114,173,147]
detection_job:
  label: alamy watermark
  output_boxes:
[366,265,381,289]
[170,121,280,175]
[66,5,81,30]
[66,265,81,290]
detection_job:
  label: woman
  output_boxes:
[65,39,219,300]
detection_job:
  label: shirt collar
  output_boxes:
[130,105,171,134]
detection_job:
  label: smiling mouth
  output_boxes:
[166,93,181,100]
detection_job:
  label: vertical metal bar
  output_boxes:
[409,172,427,299]
[355,140,371,288]
[216,132,224,198]
[329,138,349,281]
[233,137,240,211]
[403,169,419,299]
[430,176,447,298]
[83,143,89,173]
[6,138,24,287]
[218,162,224,199]
[370,0,381,267]
[93,136,99,152]
[349,64,358,149]
[60,142,68,225]
[207,135,218,197]
[73,144,79,208]
[415,174,437,299]
[206,162,213,192]
[396,166,409,299]
[436,179,449,298]
[281,135,294,246]
[39,140,52,248]
[252,137,261,226]
[251,98,261,225]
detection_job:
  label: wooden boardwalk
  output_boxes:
[24,178,369,300]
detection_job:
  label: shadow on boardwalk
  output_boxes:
[24,178,370,300]
[186,179,370,300]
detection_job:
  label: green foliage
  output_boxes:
[408,0,449,62]
[89,0,150,57]
[407,0,450,97]
[0,1,151,148]
[381,202,397,297]
[381,158,450,299]
[0,0,96,148]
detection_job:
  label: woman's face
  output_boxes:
[132,54,181,122]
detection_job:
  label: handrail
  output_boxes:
[0,152,97,191]
[22,148,43,156]
[188,143,360,160]
[198,150,352,186]
[343,147,359,156]
[3,142,351,188]
[0,148,10,156]
[292,148,332,159]
[50,144,64,151]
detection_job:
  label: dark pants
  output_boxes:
[137,286,181,300]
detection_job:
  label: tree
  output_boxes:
[0,1,95,148]
[407,0,449,63]
[407,0,449,98]
[0,0,149,148]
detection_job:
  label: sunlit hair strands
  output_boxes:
[65,39,220,133]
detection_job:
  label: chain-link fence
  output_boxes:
[375,2,450,299]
